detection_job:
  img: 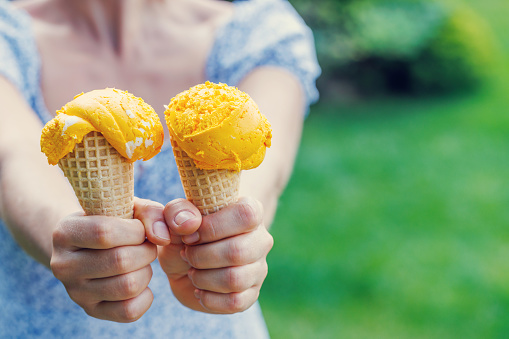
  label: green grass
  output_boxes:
[260,1,509,338]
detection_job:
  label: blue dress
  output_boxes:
[0,0,320,337]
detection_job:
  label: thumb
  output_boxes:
[163,198,202,242]
[134,197,171,246]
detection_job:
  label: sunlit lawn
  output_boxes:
[260,1,509,338]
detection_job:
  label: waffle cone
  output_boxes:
[170,137,240,215]
[58,131,134,219]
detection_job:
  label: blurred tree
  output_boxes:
[289,0,496,99]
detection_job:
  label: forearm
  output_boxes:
[0,77,81,267]
[239,132,301,227]
[238,67,305,227]
[0,150,80,267]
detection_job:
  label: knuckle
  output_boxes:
[146,264,154,280]
[121,274,140,298]
[167,198,189,208]
[51,227,66,247]
[112,248,132,273]
[66,285,86,305]
[226,241,245,266]
[82,304,96,318]
[50,256,69,280]
[236,199,261,228]
[164,198,190,216]
[137,199,164,216]
[203,218,218,241]
[91,223,112,247]
[226,267,244,292]
[118,300,141,323]
[265,232,274,252]
[135,199,151,212]
[261,261,269,280]
[225,293,246,313]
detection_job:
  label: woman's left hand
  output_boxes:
[140,196,273,314]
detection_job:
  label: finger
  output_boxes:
[89,287,154,323]
[134,197,171,246]
[195,288,259,314]
[182,197,263,245]
[182,226,273,269]
[163,198,201,237]
[74,241,157,279]
[158,243,191,280]
[188,260,268,293]
[86,265,153,302]
[53,214,146,250]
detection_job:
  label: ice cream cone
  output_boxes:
[170,137,240,215]
[165,82,271,215]
[58,131,134,219]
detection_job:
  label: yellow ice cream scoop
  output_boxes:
[165,82,272,171]
[41,88,164,165]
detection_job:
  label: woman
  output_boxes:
[0,0,320,337]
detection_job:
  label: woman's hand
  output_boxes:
[50,199,160,323]
[141,197,274,314]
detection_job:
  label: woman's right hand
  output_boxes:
[50,210,157,323]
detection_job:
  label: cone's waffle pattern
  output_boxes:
[58,131,134,218]
[171,138,240,215]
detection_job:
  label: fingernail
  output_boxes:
[183,232,199,244]
[174,211,195,226]
[153,221,170,240]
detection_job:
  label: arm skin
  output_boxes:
[151,67,306,313]
[0,76,82,267]
[238,66,306,227]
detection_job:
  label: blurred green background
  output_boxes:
[259,0,509,338]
